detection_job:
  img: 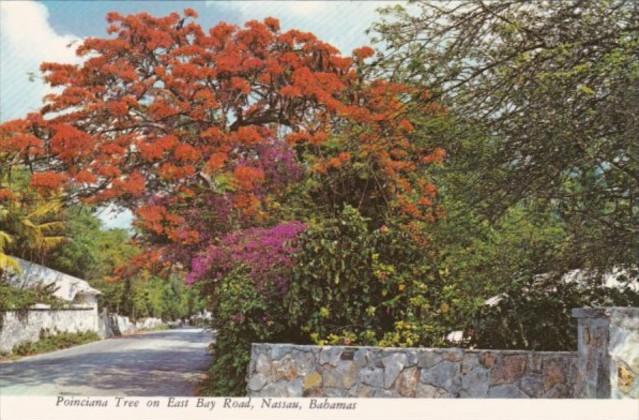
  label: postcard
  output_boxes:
[0,1,637,419]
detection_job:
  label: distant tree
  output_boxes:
[47,206,135,280]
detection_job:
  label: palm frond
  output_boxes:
[29,221,66,233]
[26,201,63,220]
[0,230,13,248]
[0,252,20,273]
[36,236,67,249]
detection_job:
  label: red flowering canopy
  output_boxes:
[0,10,444,258]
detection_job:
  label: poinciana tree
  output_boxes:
[0,9,445,270]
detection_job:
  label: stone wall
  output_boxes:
[247,344,577,398]
[248,306,639,399]
[0,306,99,353]
[573,307,639,398]
[134,316,164,331]
[98,313,164,338]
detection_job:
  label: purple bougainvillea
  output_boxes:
[187,221,306,294]
[256,141,303,191]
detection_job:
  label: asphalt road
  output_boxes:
[0,328,213,396]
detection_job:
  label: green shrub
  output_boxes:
[11,329,100,356]
[203,206,466,395]
[0,279,66,330]
[286,205,456,347]
[203,269,287,396]
[471,275,639,351]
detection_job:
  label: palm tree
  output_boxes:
[0,196,66,272]
[0,205,20,273]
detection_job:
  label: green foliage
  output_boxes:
[97,272,203,321]
[471,277,639,351]
[288,205,451,347]
[373,0,639,272]
[0,279,64,312]
[0,186,66,270]
[11,329,100,356]
[204,269,285,396]
[430,201,567,308]
[46,206,204,321]
[158,275,204,320]
[47,206,136,281]
[368,0,639,353]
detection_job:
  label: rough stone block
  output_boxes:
[529,353,543,373]
[545,383,571,398]
[461,352,479,374]
[303,371,322,391]
[271,345,295,360]
[324,387,349,397]
[443,348,464,362]
[319,346,342,367]
[490,355,527,385]
[420,361,461,393]
[520,375,545,397]
[479,352,497,369]
[322,360,358,389]
[272,356,298,381]
[259,381,289,397]
[487,384,528,398]
[415,383,450,398]
[417,350,442,369]
[353,349,371,367]
[396,367,419,397]
[359,367,384,388]
[382,353,408,388]
[247,373,267,392]
[543,358,566,391]
[350,384,376,397]
[461,366,490,397]
[255,353,271,375]
[616,363,636,395]
[286,378,303,397]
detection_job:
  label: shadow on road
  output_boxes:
[0,329,214,396]
[122,328,215,344]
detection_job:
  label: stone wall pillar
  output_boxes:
[572,307,639,398]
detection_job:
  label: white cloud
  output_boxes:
[0,1,81,121]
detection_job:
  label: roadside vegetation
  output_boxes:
[0,281,64,313]
[1,330,100,360]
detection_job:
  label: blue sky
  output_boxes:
[0,0,403,228]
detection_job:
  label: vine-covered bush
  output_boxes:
[201,206,467,395]
[287,205,457,347]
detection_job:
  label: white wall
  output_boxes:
[0,306,98,353]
